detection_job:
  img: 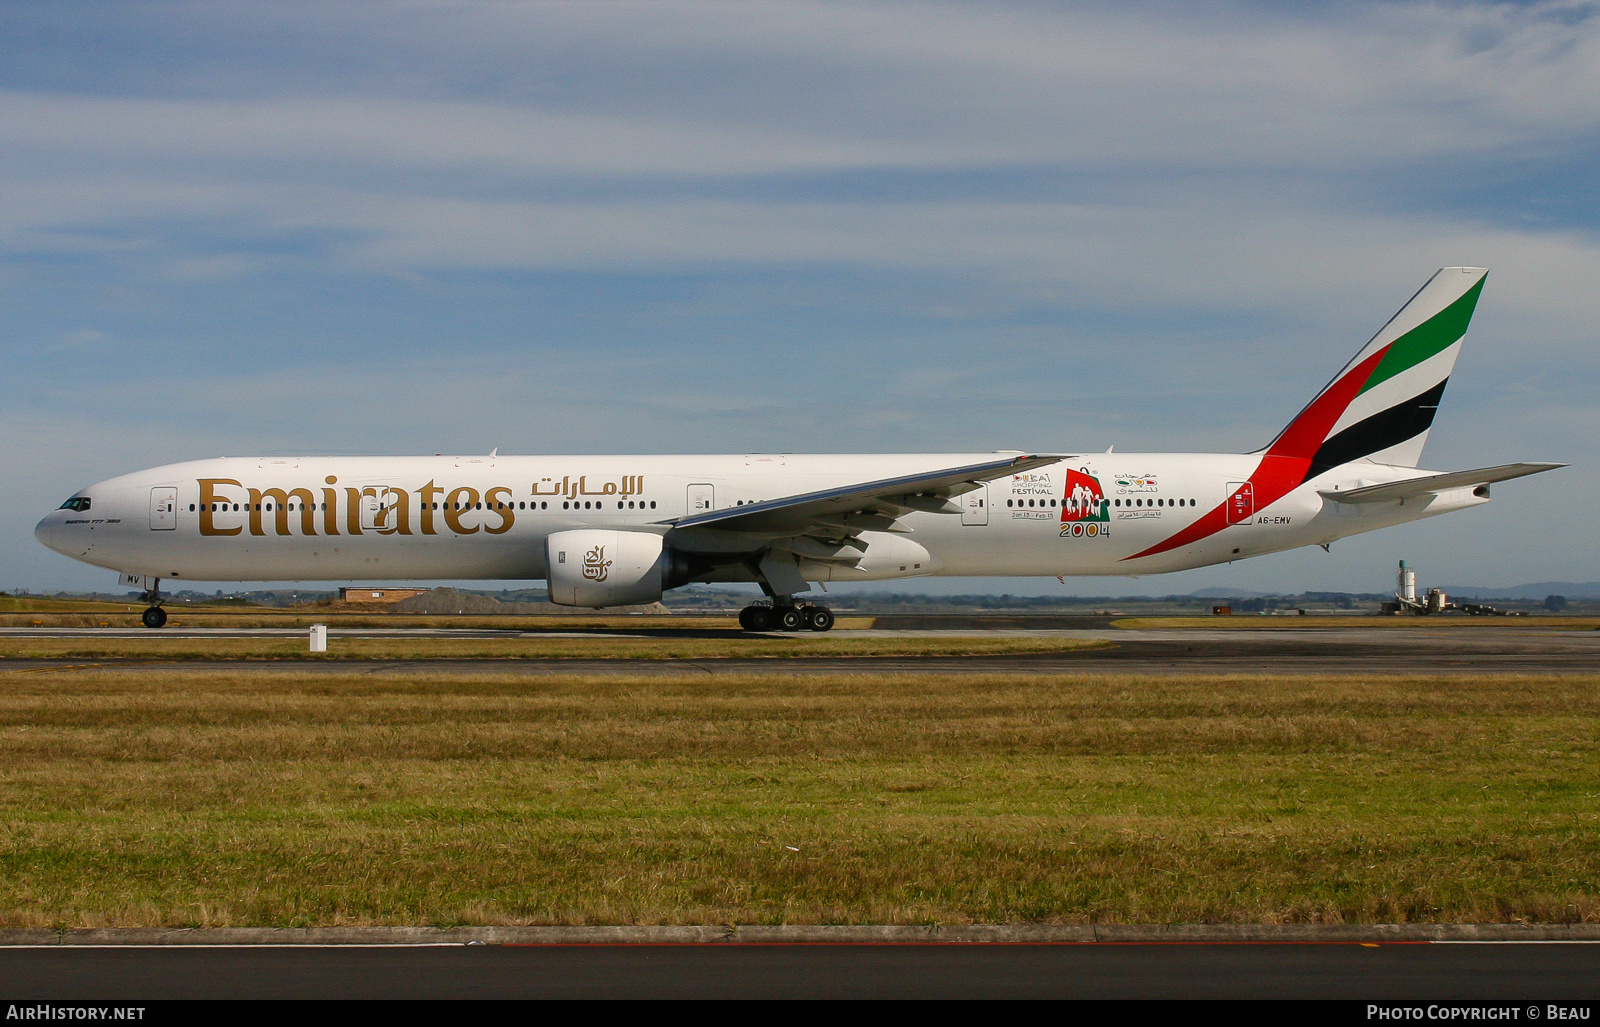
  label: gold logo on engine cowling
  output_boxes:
[582,545,612,582]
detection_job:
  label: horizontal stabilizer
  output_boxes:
[1319,462,1564,504]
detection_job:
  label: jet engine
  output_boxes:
[545,529,695,607]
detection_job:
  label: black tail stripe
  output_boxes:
[1305,379,1449,481]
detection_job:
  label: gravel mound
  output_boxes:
[390,588,667,616]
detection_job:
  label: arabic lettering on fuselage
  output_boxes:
[194,474,647,538]
[531,475,645,499]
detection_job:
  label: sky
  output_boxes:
[4,0,1598,597]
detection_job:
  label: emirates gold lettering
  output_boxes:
[321,477,340,536]
[375,487,412,535]
[484,486,514,535]
[193,475,644,541]
[197,479,242,536]
[418,480,442,535]
[249,487,317,536]
[443,486,480,534]
[344,488,364,535]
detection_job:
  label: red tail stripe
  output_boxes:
[1124,346,1389,561]
[1126,503,1231,561]
[1265,347,1389,462]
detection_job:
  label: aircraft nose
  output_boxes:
[34,512,63,553]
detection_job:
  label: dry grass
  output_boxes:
[0,635,1105,661]
[0,669,1595,927]
[1114,616,1600,630]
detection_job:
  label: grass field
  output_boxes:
[0,668,1595,927]
[0,635,1105,661]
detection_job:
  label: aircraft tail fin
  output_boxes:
[1262,267,1487,479]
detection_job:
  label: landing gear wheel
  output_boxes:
[774,606,804,632]
[742,605,773,632]
[141,606,167,629]
[804,606,834,632]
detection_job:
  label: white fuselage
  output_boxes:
[34,452,1485,586]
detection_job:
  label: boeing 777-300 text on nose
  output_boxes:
[36,267,1561,631]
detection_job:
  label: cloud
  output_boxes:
[4,0,1599,593]
[14,1,1600,171]
[2,2,1599,315]
[51,327,109,351]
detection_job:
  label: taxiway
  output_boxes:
[3,941,1599,999]
[3,625,1599,674]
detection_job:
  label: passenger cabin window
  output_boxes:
[58,497,91,512]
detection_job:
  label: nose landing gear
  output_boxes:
[738,601,834,632]
[137,578,167,629]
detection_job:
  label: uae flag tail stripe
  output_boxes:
[1359,277,1483,396]
[1124,346,1387,561]
[1306,379,1449,481]
[1267,267,1486,471]
[1125,268,1487,563]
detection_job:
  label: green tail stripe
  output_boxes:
[1359,277,1484,395]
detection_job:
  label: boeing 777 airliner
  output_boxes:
[36,267,1560,631]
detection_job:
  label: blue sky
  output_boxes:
[5,0,1599,597]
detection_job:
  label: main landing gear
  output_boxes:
[139,579,167,629]
[739,602,834,632]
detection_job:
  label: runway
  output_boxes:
[3,942,1599,999]
[3,625,1600,674]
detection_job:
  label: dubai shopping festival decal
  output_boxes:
[1009,471,1057,519]
[1060,468,1111,538]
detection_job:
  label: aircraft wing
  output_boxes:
[1319,462,1564,504]
[663,454,1062,540]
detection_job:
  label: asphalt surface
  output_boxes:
[3,626,1599,674]
[2,942,1598,999]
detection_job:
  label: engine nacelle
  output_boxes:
[546,529,690,608]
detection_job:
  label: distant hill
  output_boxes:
[1436,582,1600,600]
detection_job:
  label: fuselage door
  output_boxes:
[149,487,177,530]
[1225,481,1255,525]
[960,484,989,525]
[687,483,715,515]
[360,490,386,531]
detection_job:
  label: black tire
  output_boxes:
[805,606,835,632]
[774,606,804,631]
[744,606,773,632]
[141,607,167,629]
[737,606,754,631]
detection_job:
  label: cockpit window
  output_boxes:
[58,497,91,512]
